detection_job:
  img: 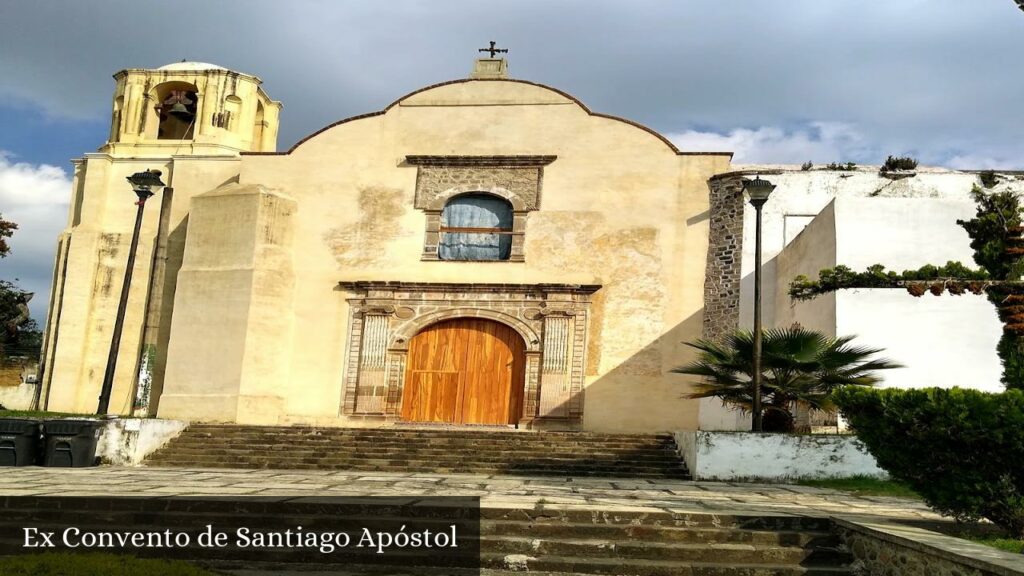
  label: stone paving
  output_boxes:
[0,466,941,524]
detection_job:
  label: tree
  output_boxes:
[0,211,16,259]
[672,327,900,432]
[789,185,1024,389]
[0,213,40,362]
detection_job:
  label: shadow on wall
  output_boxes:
[540,310,706,435]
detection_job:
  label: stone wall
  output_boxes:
[835,519,1024,576]
[702,174,745,340]
[407,155,556,263]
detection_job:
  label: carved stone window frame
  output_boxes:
[405,155,556,262]
[338,281,599,429]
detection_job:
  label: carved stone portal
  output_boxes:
[338,281,599,427]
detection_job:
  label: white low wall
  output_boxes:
[0,383,37,410]
[96,418,188,466]
[675,431,887,481]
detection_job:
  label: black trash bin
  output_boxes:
[0,419,42,466]
[42,419,102,467]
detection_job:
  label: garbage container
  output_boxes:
[0,419,42,466]
[42,419,102,467]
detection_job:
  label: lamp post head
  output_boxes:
[743,175,776,207]
[126,169,166,202]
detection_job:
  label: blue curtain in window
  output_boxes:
[439,194,513,261]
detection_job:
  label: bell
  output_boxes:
[168,102,194,120]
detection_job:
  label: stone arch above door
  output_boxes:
[338,281,600,428]
[390,308,541,353]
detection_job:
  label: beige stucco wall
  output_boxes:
[774,200,837,336]
[158,79,730,432]
[44,69,729,433]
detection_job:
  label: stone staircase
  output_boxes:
[0,496,855,575]
[144,425,692,479]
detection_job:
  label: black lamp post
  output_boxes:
[743,175,776,432]
[96,169,166,415]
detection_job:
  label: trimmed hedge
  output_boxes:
[834,387,1024,537]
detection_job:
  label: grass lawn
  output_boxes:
[0,409,100,420]
[0,552,218,575]
[796,476,920,498]
[966,536,1024,554]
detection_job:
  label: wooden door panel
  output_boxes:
[403,318,526,425]
[401,371,459,423]
[462,321,514,424]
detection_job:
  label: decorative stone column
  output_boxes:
[353,312,390,414]
[538,314,573,418]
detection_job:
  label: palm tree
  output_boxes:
[672,327,901,432]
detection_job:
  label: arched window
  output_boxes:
[439,193,513,261]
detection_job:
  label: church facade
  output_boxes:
[37,58,734,432]
[38,57,1018,432]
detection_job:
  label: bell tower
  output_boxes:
[102,61,282,156]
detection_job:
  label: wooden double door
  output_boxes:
[401,318,526,425]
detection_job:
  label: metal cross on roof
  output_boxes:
[478,41,508,58]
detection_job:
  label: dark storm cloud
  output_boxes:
[1,0,1023,166]
[2,1,1024,321]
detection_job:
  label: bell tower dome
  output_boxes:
[102,61,282,156]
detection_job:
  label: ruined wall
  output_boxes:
[702,174,746,341]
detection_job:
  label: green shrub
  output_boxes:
[880,155,918,172]
[835,387,1024,537]
[979,169,999,189]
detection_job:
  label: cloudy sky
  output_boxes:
[1,0,1023,320]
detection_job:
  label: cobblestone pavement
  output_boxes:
[0,466,940,523]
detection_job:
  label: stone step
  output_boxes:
[12,511,825,546]
[147,446,681,463]
[481,510,832,532]
[183,426,672,441]
[0,498,851,574]
[147,425,689,478]
[483,521,835,546]
[0,505,829,533]
[481,535,851,564]
[142,460,690,478]
[210,561,850,576]
[171,434,675,450]
[481,554,853,576]
[142,455,686,472]
[164,435,676,450]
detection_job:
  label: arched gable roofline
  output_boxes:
[389,309,540,353]
[242,78,734,158]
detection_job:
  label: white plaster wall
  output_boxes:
[675,430,886,481]
[96,418,188,466]
[766,179,1013,396]
[739,166,1024,332]
[0,383,36,410]
[830,197,1002,391]
[833,197,978,269]
[837,290,1002,391]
